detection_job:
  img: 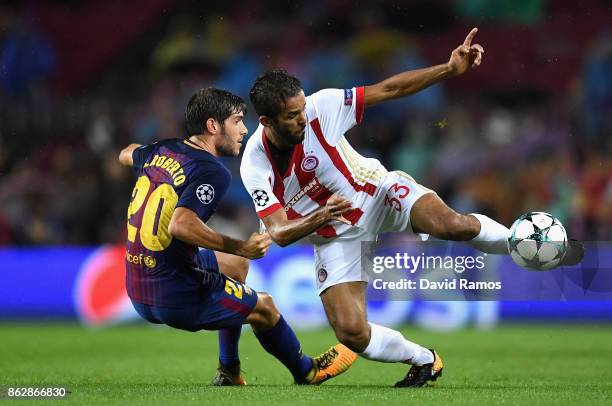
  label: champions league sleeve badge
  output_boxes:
[196,184,215,204]
[252,190,270,207]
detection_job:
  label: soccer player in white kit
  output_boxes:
[241,28,583,387]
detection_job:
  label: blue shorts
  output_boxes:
[131,249,258,331]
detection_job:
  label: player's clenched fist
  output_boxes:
[447,27,484,76]
[240,232,272,259]
[325,193,353,224]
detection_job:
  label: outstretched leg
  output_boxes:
[409,192,583,264]
[247,292,356,384]
[320,281,442,387]
[321,282,432,362]
[410,193,510,254]
[133,267,356,386]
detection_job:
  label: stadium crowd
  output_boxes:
[0,0,609,245]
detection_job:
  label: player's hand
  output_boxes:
[447,27,484,76]
[240,232,272,259]
[325,193,353,225]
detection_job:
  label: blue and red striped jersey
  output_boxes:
[125,139,231,307]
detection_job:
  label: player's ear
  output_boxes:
[259,116,274,129]
[205,118,219,134]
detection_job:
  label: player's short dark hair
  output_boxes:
[185,87,247,136]
[249,69,302,119]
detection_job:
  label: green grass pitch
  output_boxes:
[1,323,611,405]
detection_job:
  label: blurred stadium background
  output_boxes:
[0,0,612,404]
[0,1,611,399]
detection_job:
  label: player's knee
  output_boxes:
[258,293,277,313]
[446,214,479,240]
[253,293,280,327]
[435,213,477,241]
[334,320,370,352]
[220,255,249,283]
[233,257,249,283]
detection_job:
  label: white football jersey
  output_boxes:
[240,87,388,240]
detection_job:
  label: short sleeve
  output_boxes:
[308,86,364,146]
[132,143,156,170]
[240,145,282,219]
[177,166,231,222]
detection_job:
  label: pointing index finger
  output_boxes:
[463,27,478,46]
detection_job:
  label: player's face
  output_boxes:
[217,112,248,157]
[272,91,307,145]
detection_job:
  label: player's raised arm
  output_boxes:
[261,193,352,247]
[363,28,484,108]
[168,207,271,259]
[118,143,142,167]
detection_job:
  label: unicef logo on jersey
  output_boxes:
[196,184,215,205]
[301,155,319,172]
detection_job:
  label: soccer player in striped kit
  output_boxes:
[241,28,583,387]
[119,87,356,386]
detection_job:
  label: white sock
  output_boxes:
[468,213,511,255]
[359,323,434,365]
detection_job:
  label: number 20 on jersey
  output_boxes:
[127,175,179,251]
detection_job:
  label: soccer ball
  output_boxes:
[508,212,568,271]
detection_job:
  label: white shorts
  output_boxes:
[313,170,434,294]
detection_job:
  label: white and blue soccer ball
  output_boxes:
[508,212,568,271]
